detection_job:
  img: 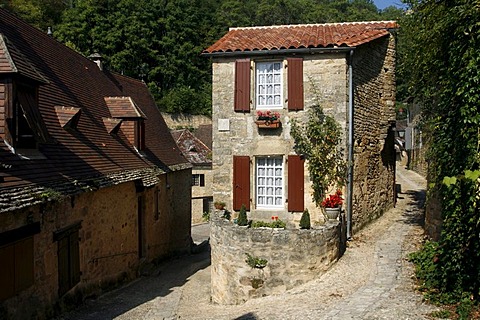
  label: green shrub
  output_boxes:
[202,211,210,222]
[245,253,268,269]
[299,209,311,229]
[237,204,248,226]
[251,220,286,229]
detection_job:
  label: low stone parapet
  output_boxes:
[210,215,342,304]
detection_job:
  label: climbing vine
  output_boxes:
[290,104,346,207]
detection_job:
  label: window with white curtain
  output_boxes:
[256,157,283,208]
[256,61,283,109]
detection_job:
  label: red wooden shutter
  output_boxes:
[233,156,250,211]
[287,58,304,111]
[288,155,304,212]
[234,59,251,112]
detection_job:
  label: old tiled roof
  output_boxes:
[193,124,212,149]
[171,129,212,166]
[203,21,398,54]
[104,96,147,119]
[0,8,189,211]
[0,33,48,83]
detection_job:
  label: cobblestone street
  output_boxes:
[59,166,439,320]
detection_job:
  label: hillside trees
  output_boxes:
[399,0,480,301]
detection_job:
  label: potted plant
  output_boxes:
[299,209,311,229]
[321,190,343,220]
[214,201,226,210]
[255,110,281,128]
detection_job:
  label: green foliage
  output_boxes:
[202,211,210,222]
[237,204,248,226]
[290,103,346,206]
[400,0,480,303]
[251,220,286,229]
[299,209,311,229]
[245,253,268,269]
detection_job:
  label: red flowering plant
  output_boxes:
[321,190,343,208]
[256,110,280,122]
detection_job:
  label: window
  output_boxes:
[192,174,205,187]
[256,157,284,208]
[256,62,283,109]
[54,223,81,296]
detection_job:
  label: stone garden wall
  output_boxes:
[210,214,342,304]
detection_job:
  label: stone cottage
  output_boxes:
[0,8,191,319]
[203,21,398,236]
[171,126,213,224]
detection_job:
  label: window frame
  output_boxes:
[192,173,205,187]
[255,156,284,209]
[255,61,283,110]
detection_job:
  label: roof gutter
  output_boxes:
[201,46,356,58]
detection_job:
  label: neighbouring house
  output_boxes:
[171,125,213,224]
[203,21,397,235]
[0,8,191,319]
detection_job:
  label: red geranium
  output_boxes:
[321,190,343,208]
[256,110,280,121]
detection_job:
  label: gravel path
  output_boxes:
[59,166,439,320]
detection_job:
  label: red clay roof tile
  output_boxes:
[204,21,398,54]
[0,8,189,197]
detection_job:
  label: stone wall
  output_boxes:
[351,36,396,232]
[161,113,212,130]
[210,215,341,304]
[0,168,192,320]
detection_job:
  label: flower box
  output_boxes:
[256,110,281,129]
[255,120,281,129]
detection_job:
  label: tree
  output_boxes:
[400,0,480,301]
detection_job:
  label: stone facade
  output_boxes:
[351,36,397,231]
[192,166,213,224]
[211,54,348,223]
[210,214,341,305]
[0,169,191,320]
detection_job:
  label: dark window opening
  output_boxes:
[192,174,205,187]
[54,223,81,296]
[0,236,34,301]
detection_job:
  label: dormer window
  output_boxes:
[104,96,147,152]
[8,83,49,151]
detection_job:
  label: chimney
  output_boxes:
[47,27,53,36]
[88,52,103,71]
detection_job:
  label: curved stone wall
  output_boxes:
[210,215,342,305]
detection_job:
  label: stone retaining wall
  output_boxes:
[210,214,342,304]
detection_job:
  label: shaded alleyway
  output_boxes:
[59,166,439,320]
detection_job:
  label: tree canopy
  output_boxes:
[2,0,403,115]
[399,0,480,303]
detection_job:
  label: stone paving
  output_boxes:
[59,166,440,320]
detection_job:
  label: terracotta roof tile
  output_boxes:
[104,96,147,119]
[0,33,48,83]
[203,21,398,54]
[0,8,189,199]
[54,106,81,128]
[171,129,211,166]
